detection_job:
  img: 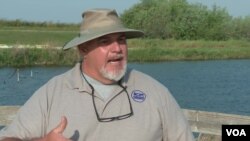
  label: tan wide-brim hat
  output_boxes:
[63,8,144,50]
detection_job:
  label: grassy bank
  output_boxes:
[127,39,250,62]
[0,47,79,67]
[0,29,77,46]
[1,20,250,67]
[1,39,250,67]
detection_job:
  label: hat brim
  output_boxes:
[62,26,144,50]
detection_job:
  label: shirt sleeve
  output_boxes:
[159,86,195,141]
[0,84,49,141]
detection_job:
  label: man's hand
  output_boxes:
[1,116,71,141]
[39,116,71,141]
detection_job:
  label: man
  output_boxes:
[0,8,194,141]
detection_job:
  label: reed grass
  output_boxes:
[1,39,250,67]
[128,46,250,62]
[126,39,250,61]
[0,47,79,67]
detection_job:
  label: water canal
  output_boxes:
[1,59,250,115]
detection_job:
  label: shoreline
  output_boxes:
[1,40,250,67]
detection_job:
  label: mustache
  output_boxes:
[109,54,124,60]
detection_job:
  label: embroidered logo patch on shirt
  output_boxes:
[131,90,146,102]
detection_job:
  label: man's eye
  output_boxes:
[118,37,126,43]
[98,39,110,45]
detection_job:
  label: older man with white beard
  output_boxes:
[0,8,194,141]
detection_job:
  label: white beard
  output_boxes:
[100,63,127,82]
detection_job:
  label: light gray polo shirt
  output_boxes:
[81,72,117,100]
[0,63,194,141]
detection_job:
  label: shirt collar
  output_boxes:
[64,63,91,93]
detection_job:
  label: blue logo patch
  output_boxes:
[131,90,146,102]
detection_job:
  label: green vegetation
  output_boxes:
[121,0,250,40]
[0,19,79,46]
[0,0,250,67]
[0,19,79,30]
[127,39,250,62]
[0,30,77,46]
[1,39,250,67]
[0,47,79,67]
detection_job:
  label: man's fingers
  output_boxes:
[52,116,68,134]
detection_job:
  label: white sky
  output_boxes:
[0,0,249,23]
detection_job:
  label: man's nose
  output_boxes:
[111,41,122,52]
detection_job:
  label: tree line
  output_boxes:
[0,19,78,30]
[1,0,249,41]
[121,0,250,41]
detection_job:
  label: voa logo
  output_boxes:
[226,129,246,136]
